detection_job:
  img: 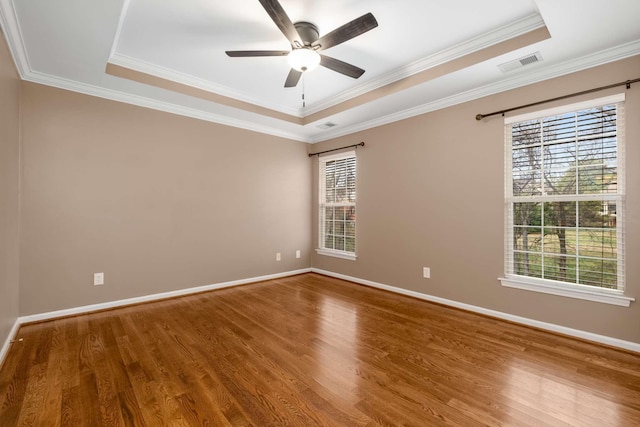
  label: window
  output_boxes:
[501,94,633,306]
[317,151,357,260]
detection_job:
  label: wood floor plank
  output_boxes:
[34,323,65,427]
[1,272,639,426]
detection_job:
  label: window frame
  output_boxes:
[316,150,357,261]
[499,93,634,307]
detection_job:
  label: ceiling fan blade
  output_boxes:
[258,0,301,46]
[312,13,378,51]
[284,69,303,87]
[320,55,365,79]
[226,50,289,57]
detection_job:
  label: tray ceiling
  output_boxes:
[1,0,639,142]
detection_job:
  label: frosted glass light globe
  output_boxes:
[287,48,321,72]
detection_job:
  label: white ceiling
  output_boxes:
[1,0,639,142]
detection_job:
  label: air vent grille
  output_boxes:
[498,52,543,73]
[317,122,338,130]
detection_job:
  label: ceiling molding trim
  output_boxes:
[105,62,303,125]
[18,39,637,146]
[108,0,131,59]
[0,0,32,76]
[108,53,302,117]
[107,13,545,120]
[309,41,640,143]
[302,26,551,125]
[22,70,310,143]
[303,13,546,116]
[106,0,301,118]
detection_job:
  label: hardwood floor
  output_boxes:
[1,273,639,426]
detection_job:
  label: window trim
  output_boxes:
[315,248,358,261]
[500,93,634,307]
[499,276,633,307]
[317,150,357,260]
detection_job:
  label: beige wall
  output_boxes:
[4,24,638,346]
[18,83,312,315]
[311,55,640,344]
[0,31,20,347]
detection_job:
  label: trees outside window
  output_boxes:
[506,96,624,291]
[318,151,356,258]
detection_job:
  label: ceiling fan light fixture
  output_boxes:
[225,2,377,87]
[287,48,321,72]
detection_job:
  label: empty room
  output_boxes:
[1,0,639,425]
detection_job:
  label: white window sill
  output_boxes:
[316,248,357,261]
[499,276,634,307]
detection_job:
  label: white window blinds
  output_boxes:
[319,151,356,256]
[505,94,625,292]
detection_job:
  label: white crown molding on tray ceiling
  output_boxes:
[310,40,640,142]
[104,22,552,128]
[303,13,546,116]
[24,69,309,142]
[106,12,546,118]
[1,0,639,143]
[0,0,30,75]
[107,53,304,118]
[11,45,640,145]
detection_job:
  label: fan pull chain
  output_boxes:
[302,72,306,108]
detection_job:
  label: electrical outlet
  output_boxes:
[296,250,301,259]
[276,252,281,261]
[423,267,430,279]
[94,272,104,286]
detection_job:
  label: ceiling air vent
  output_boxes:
[498,52,543,73]
[317,122,338,130]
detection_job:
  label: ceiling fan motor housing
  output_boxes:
[294,22,319,46]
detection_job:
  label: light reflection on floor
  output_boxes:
[506,363,620,426]
[312,294,360,401]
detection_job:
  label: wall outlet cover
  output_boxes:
[94,272,104,286]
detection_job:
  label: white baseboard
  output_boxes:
[0,319,20,369]
[16,268,312,325]
[311,268,640,353]
[3,266,636,369]
[1,268,311,367]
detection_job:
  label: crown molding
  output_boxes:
[303,13,546,116]
[309,40,640,142]
[12,39,640,146]
[22,70,310,142]
[108,0,131,59]
[3,0,638,145]
[0,0,31,76]
[108,53,303,118]
[107,11,545,119]
[106,0,300,117]
[0,0,311,142]
[0,0,310,143]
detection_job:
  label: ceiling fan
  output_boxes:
[225,0,378,88]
